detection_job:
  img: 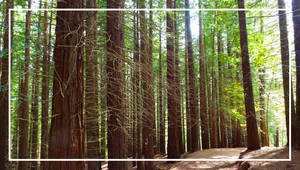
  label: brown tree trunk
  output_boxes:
[48,0,85,169]
[236,120,243,147]
[174,2,183,154]
[293,0,300,150]
[0,0,14,169]
[278,0,291,146]
[167,0,180,159]
[211,27,218,148]
[106,0,127,169]
[85,0,101,169]
[185,34,191,152]
[30,3,42,169]
[185,0,200,152]
[140,0,155,168]
[238,0,261,150]
[259,68,268,147]
[275,128,279,147]
[198,3,209,150]
[158,19,165,155]
[217,33,227,148]
[19,1,31,170]
[40,3,52,170]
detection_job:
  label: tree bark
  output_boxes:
[185,0,200,152]
[140,0,155,168]
[19,1,31,170]
[278,0,291,146]
[0,0,14,169]
[85,0,101,169]
[198,4,209,150]
[293,0,300,149]
[238,0,261,150]
[48,0,85,169]
[30,2,42,169]
[106,0,127,169]
[167,0,180,159]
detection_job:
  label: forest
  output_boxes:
[0,0,300,169]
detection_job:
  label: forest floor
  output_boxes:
[102,147,300,170]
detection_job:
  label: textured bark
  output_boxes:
[0,0,14,169]
[293,0,300,149]
[85,0,101,169]
[236,120,243,147]
[238,0,261,150]
[259,68,268,147]
[167,0,180,159]
[106,0,127,169]
[18,1,31,170]
[199,7,209,150]
[48,0,85,169]
[217,33,227,148]
[185,0,200,152]
[278,0,290,146]
[30,3,42,169]
[174,3,183,154]
[275,128,279,147]
[140,0,155,168]
[158,21,165,155]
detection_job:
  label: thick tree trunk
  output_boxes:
[0,0,14,169]
[19,1,31,170]
[278,0,290,146]
[106,0,127,169]
[293,0,300,149]
[85,0,101,169]
[48,0,85,169]
[140,0,155,168]
[199,5,209,150]
[185,0,200,152]
[174,3,183,154]
[167,0,180,159]
[238,0,261,150]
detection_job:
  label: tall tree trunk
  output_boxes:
[106,0,127,169]
[185,33,191,152]
[259,68,268,147]
[85,0,101,169]
[158,19,165,155]
[140,0,155,168]
[278,0,291,146]
[0,0,14,169]
[48,0,85,169]
[174,2,183,154]
[238,0,261,150]
[19,1,31,169]
[185,0,200,152]
[211,27,218,148]
[167,0,180,159]
[41,3,52,169]
[217,32,227,148]
[293,0,300,150]
[199,3,209,150]
[30,2,42,169]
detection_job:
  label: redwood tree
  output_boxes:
[293,0,300,149]
[167,0,180,159]
[238,0,260,150]
[0,0,14,169]
[48,0,85,169]
[106,0,127,169]
[85,0,101,169]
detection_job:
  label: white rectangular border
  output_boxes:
[8,8,292,162]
